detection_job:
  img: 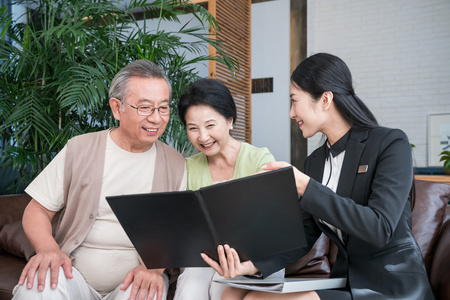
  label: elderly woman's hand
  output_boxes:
[201,244,259,278]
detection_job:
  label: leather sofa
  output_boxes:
[1,179,449,300]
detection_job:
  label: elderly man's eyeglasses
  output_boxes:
[119,99,170,117]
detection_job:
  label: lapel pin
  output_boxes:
[358,165,368,173]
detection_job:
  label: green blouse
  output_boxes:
[185,142,275,190]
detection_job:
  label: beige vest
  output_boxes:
[56,130,185,257]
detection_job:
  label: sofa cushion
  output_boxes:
[412,180,450,273]
[0,221,34,261]
[429,212,450,300]
[0,254,27,300]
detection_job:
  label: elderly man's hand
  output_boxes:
[18,247,73,291]
[121,265,165,300]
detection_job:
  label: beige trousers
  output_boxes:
[12,266,168,300]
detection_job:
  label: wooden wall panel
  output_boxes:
[208,0,252,143]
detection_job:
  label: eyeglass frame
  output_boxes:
[116,98,171,117]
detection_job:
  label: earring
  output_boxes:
[230,126,234,130]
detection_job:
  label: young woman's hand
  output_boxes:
[262,161,310,196]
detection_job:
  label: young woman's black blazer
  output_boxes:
[301,127,434,300]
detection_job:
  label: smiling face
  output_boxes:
[289,83,327,138]
[109,76,170,152]
[185,104,233,157]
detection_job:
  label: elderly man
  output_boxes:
[12,60,186,300]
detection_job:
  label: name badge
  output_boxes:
[358,165,368,173]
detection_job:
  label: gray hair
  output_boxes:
[109,59,172,111]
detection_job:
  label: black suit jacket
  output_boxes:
[301,127,434,300]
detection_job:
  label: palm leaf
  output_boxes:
[1,0,238,192]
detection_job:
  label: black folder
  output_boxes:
[106,166,306,269]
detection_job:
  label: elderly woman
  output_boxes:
[174,78,301,300]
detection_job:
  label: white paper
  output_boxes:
[214,277,347,293]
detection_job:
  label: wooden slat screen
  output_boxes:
[208,0,252,143]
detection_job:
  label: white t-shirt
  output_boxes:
[25,132,187,294]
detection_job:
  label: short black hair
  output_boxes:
[178,78,237,126]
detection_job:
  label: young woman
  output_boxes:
[174,78,301,300]
[206,53,434,300]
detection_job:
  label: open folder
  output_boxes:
[106,166,306,269]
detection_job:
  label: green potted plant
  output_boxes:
[439,150,450,175]
[0,0,238,193]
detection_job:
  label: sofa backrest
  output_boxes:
[412,180,450,272]
[0,194,31,232]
